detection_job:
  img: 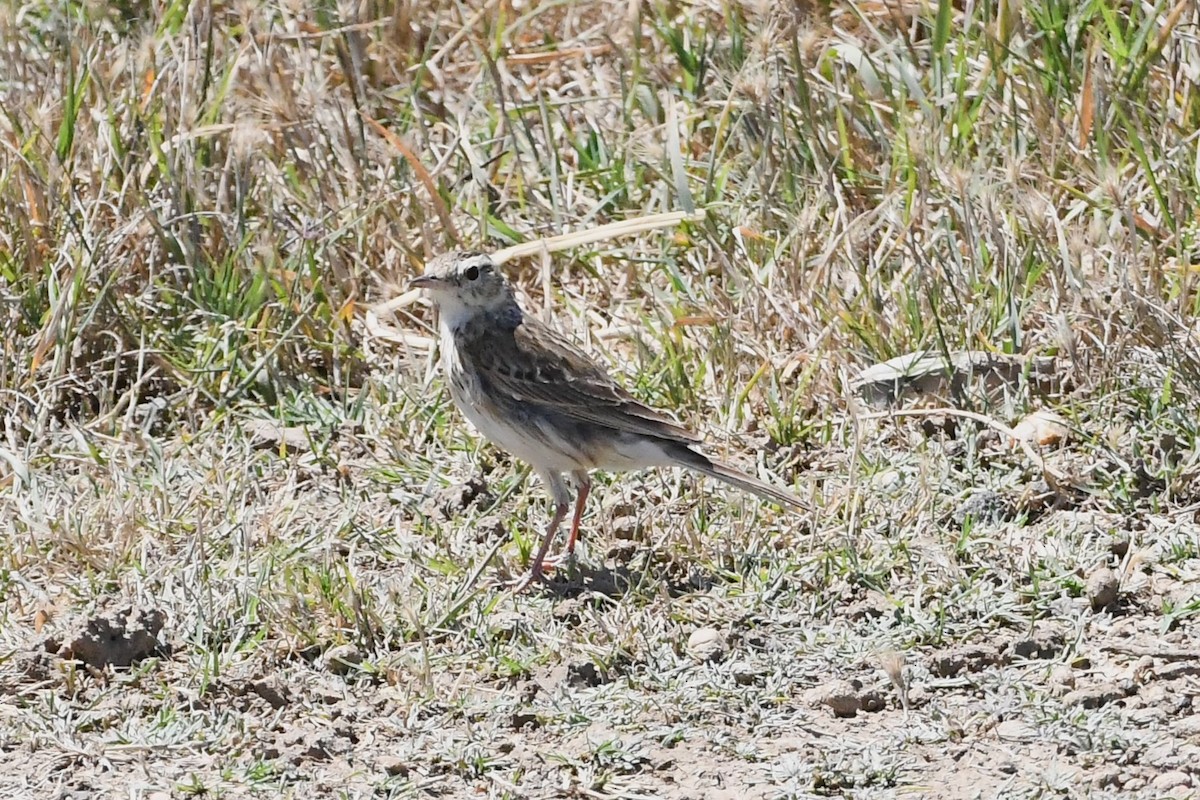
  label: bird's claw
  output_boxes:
[506,565,546,593]
[507,552,576,593]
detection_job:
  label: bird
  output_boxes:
[409,249,806,590]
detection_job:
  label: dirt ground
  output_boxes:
[4,413,1200,799]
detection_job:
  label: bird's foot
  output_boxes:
[507,562,548,593]
[542,551,576,571]
[507,552,578,593]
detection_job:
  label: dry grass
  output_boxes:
[3,0,1200,797]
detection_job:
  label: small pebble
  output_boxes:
[1049,664,1076,692]
[859,688,886,713]
[1151,770,1192,794]
[996,719,1037,742]
[729,660,758,685]
[1091,767,1122,789]
[687,628,727,663]
[1010,410,1070,447]
[610,515,641,539]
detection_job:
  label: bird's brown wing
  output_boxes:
[464,313,701,444]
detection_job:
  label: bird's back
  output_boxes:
[454,309,702,447]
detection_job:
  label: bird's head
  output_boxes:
[409,251,514,325]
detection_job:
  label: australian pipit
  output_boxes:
[410,250,805,589]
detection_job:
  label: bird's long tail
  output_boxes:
[670,444,808,511]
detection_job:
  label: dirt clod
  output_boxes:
[378,756,410,777]
[1062,682,1128,709]
[423,476,492,520]
[729,660,759,685]
[952,490,1016,527]
[323,644,363,675]
[1109,535,1131,559]
[928,644,1004,678]
[1009,626,1065,661]
[1087,567,1120,610]
[859,688,887,712]
[10,650,56,683]
[567,661,604,687]
[510,711,540,730]
[809,680,862,718]
[248,678,290,709]
[471,515,507,544]
[1049,664,1076,693]
[1091,767,1123,789]
[56,605,165,668]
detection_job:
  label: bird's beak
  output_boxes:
[408,275,439,290]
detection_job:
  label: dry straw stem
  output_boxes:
[490,211,703,266]
[361,113,462,245]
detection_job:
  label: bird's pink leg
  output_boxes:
[510,500,568,592]
[510,471,572,592]
[565,471,591,555]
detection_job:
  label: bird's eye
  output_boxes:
[464,265,480,281]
